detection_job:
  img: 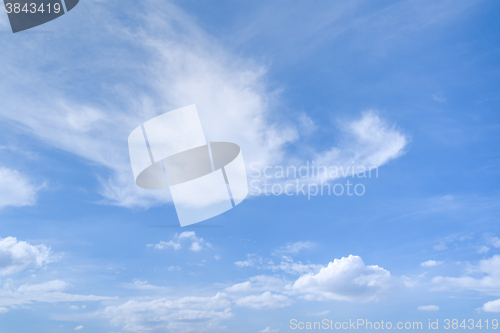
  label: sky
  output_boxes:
[0,0,500,332]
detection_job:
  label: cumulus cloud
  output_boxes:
[432,255,500,294]
[421,260,443,267]
[235,291,293,309]
[259,327,279,333]
[289,255,394,302]
[482,299,500,312]
[417,305,439,311]
[74,326,84,330]
[0,237,52,276]
[101,293,232,332]
[148,232,211,252]
[0,168,41,210]
[97,254,398,330]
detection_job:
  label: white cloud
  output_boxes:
[432,255,500,294]
[74,326,84,330]
[0,280,113,307]
[101,293,232,332]
[482,299,500,312]
[0,307,8,313]
[314,111,407,175]
[432,93,446,103]
[289,255,394,302]
[120,279,164,291]
[417,305,439,311]
[148,232,211,252]
[0,8,8,27]
[149,240,181,250]
[0,1,407,208]
[269,256,322,275]
[235,291,293,309]
[226,275,287,293]
[0,237,52,276]
[308,310,330,316]
[0,168,41,209]
[234,254,321,275]
[478,246,490,254]
[168,266,182,271]
[235,254,266,268]
[259,327,279,333]
[433,234,472,251]
[273,241,315,255]
[421,260,443,267]
[476,236,500,254]
[489,237,500,248]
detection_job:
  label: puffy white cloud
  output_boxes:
[289,255,394,302]
[417,305,439,311]
[101,293,232,332]
[74,326,84,330]
[421,260,443,267]
[0,168,41,210]
[432,255,500,294]
[0,307,8,313]
[482,299,500,312]
[148,232,211,252]
[235,291,293,309]
[0,237,52,276]
[259,326,279,333]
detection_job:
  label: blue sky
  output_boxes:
[0,0,500,332]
